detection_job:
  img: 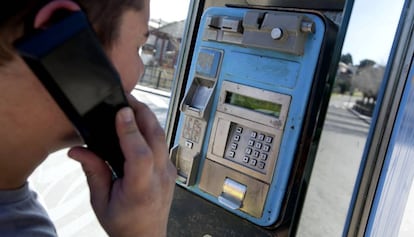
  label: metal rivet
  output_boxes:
[301,21,315,33]
[271,28,283,40]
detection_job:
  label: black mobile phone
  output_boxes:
[15,11,128,178]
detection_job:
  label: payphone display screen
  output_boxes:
[225,92,282,118]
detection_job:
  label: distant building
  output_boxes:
[142,20,186,68]
[139,19,187,91]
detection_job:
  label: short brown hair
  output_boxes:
[0,0,145,64]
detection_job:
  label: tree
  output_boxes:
[351,59,384,117]
[359,59,376,68]
[340,53,353,65]
[352,60,385,99]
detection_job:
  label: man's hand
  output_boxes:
[68,95,177,237]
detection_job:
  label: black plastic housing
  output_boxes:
[15,11,128,178]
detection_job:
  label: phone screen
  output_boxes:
[41,29,121,115]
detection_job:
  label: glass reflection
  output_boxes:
[296,0,404,236]
[132,0,191,127]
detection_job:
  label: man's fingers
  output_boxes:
[67,147,112,215]
[115,107,153,182]
[127,97,169,168]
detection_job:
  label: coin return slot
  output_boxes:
[218,178,247,210]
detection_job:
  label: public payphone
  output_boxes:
[169,5,338,228]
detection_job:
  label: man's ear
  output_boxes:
[34,0,81,29]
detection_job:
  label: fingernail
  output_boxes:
[120,107,134,123]
[67,147,80,160]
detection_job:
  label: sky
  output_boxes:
[150,0,191,22]
[341,0,405,65]
[150,0,405,66]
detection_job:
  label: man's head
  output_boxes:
[0,0,150,153]
[0,0,146,64]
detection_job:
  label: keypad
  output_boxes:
[224,124,275,174]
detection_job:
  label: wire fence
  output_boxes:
[138,65,175,92]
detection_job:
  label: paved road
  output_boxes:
[297,94,370,236]
[28,92,412,236]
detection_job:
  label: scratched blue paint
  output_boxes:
[226,52,300,89]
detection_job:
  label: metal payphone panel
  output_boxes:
[170,6,334,226]
[206,81,290,183]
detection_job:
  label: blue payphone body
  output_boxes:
[170,6,337,226]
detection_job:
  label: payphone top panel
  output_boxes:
[171,6,334,226]
[245,0,346,11]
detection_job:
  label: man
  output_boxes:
[0,0,176,236]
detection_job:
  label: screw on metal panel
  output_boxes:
[270,28,283,40]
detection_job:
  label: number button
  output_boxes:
[185,141,193,149]
[231,143,238,150]
[234,135,240,141]
[258,162,266,169]
[260,153,268,161]
[245,148,252,155]
[263,145,271,152]
[265,136,273,144]
[258,134,265,141]
[242,156,250,163]
[251,131,257,138]
[248,140,255,147]
[250,159,257,166]
[228,151,235,158]
[255,142,262,149]
[236,127,243,133]
[253,150,260,158]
